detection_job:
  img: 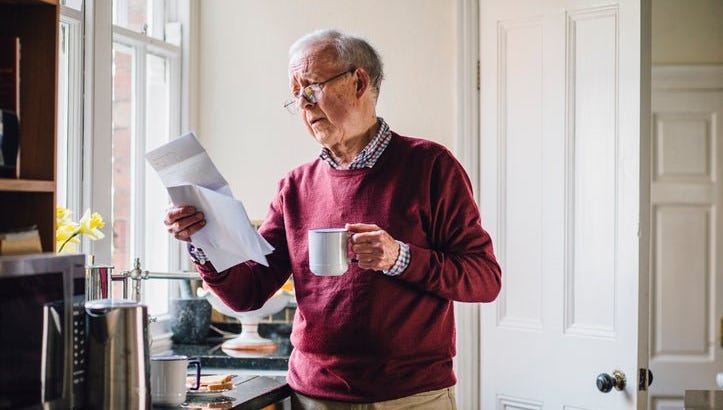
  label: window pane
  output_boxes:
[144,54,171,315]
[113,0,176,43]
[57,23,70,209]
[57,17,82,216]
[60,0,82,11]
[113,0,148,34]
[111,43,135,275]
[147,0,168,41]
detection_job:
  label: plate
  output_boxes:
[186,387,234,398]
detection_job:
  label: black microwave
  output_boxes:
[0,253,87,410]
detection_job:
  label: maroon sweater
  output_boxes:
[196,133,501,402]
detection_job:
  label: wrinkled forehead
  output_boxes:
[288,43,343,83]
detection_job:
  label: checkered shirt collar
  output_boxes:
[319,118,391,170]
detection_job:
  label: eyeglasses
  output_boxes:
[283,67,356,114]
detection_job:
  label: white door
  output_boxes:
[480,0,651,408]
[648,65,723,410]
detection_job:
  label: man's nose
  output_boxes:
[299,95,314,110]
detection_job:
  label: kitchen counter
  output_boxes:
[161,323,292,372]
[152,324,293,408]
[165,339,291,372]
[152,375,290,409]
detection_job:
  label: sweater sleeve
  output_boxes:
[394,149,502,303]
[194,178,292,312]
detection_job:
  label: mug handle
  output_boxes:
[187,358,201,391]
[346,232,359,263]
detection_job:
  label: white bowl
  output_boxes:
[202,289,292,350]
[203,289,291,322]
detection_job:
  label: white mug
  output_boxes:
[308,228,358,276]
[150,355,201,407]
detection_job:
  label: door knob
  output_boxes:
[596,370,626,393]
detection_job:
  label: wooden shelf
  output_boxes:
[0,0,58,252]
[0,178,55,192]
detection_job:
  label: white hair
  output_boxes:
[289,29,384,100]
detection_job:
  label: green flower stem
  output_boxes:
[58,231,80,253]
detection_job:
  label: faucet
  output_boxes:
[118,258,202,303]
[86,257,201,303]
[118,258,150,303]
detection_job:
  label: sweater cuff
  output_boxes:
[382,241,410,276]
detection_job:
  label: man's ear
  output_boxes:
[354,68,370,98]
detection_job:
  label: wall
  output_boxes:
[652,0,723,64]
[197,0,459,219]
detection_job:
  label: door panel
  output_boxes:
[567,6,619,337]
[655,206,710,355]
[649,66,723,405]
[480,0,650,408]
[497,17,545,331]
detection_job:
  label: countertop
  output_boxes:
[152,324,293,408]
[152,375,290,410]
[161,321,292,372]
[165,339,291,372]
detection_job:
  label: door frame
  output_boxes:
[454,0,484,409]
[649,63,723,404]
[454,0,482,408]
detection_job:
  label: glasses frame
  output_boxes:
[283,67,357,114]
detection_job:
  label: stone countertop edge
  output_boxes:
[202,355,290,371]
[151,376,291,410]
[230,376,292,410]
[162,340,292,372]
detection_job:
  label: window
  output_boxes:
[56,0,188,344]
[111,0,182,316]
[113,0,181,45]
[60,0,83,11]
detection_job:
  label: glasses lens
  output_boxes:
[302,85,320,104]
[284,84,323,114]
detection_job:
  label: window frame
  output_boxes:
[78,0,190,343]
[58,5,84,219]
[111,25,183,316]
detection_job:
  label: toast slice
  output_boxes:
[186,374,234,391]
[206,382,233,391]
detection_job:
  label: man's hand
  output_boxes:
[346,223,400,272]
[164,205,206,242]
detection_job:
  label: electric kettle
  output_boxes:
[85,299,151,409]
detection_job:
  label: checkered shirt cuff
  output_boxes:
[383,241,410,276]
[187,243,209,265]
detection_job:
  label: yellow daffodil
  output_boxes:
[56,207,77,239]
[55,223,80,253]
[56,223,77,242]
[56,206,106,253]
[77,209,105,240]
[90,212,105,229]
[56,206,72,223]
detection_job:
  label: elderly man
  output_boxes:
[164,29,501,409]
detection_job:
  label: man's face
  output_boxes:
[288,45,362,149]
